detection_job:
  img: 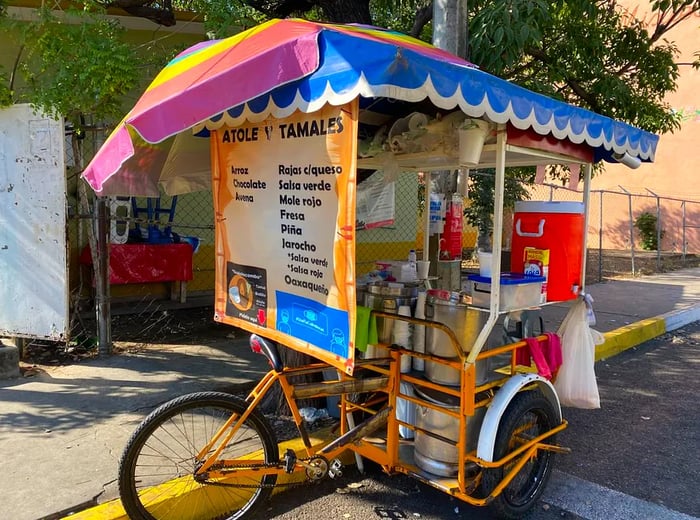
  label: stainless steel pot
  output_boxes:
[424,358,461,386]
[413,386,487,477]
[424,356,490,387]
[424,294,488,357]
[364,282,419,343]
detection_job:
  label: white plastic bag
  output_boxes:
[554,299,601,409]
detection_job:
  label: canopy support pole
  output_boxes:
[423,173,431,260]
[466,126,506,364]
[581,163,593,295]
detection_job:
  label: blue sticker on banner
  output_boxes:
[275,291,350,357]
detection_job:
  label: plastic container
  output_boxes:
[467,273,546,311]
[477,251,492,277]
[510,201,584,301]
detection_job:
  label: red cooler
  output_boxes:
[510,201,584,301]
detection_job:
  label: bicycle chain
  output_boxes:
[199,461,316,489]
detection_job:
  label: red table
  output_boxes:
[80,243,193,302]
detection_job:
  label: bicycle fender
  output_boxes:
[476,374,562,462]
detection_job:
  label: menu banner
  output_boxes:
[212,102,358,374]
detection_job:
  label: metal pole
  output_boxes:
[432,0,468,282]
[433,0,468,57]
[598,191,603,283]
[580,164,592,293]
[467,126,506,365]
[682,201,687,260]
[619,186,635,276]
[94,197,112,356]
[647,188,661,270]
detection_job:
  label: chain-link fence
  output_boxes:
[61,127,218,350]
[512,181,700,283]
[62,129,700,350]
[66,126,216,299]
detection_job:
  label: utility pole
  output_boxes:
[430,0,469,289]
[433,0,468,58]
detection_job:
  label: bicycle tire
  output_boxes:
[481,390,558,519]
[119,391,279,520]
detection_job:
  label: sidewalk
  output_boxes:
[1,268,699,520]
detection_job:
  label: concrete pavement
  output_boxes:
[0,267,699,520]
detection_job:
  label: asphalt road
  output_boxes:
[264,321,700,520]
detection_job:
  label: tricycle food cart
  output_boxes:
[82,18,658,520]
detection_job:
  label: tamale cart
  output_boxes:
[81,19,658,520]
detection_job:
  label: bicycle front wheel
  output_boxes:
[119,391,279,520]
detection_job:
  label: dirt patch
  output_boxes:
[19,304,228,368]
[585,250,700,282]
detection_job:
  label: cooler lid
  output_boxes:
[514,201,584,214]
[467,272,546,285]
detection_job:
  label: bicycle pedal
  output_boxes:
[328,458,343,479]
[283,448,297,473]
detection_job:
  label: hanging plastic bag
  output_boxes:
[554,298,601,409]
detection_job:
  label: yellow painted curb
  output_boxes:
[595,317,666,361]
[64,426,341,520]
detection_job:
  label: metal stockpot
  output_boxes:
[423,355,490,386]
[424,293,488,357]
[424,292,490,385]
[364,282,419,343]
[413,386,487,477]
[424,357,461,386]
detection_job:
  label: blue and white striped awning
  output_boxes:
[84,19,657,196]
[196,23,657,165]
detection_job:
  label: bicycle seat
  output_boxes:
[249,334,283,372]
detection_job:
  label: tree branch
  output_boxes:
[410,2,433,38]
[527,47,601,112]
[106,0,175,26]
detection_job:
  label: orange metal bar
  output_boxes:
[464,420,568,469]
[196,369,280,473]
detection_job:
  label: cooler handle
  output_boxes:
[515,218,545,238]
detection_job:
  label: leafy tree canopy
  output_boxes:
[218,0,697,134]
[1,0,697,137]
[0,6,149,126]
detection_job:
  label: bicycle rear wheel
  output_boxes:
[481,390,557,519]
[119,391,279,520]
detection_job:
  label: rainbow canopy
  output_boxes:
[82,18,659,196]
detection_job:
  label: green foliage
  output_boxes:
[468,0,686,134]
[463,168,534,249]
[181,0,266,39]
[468,0,549,73]
[371,0,432,40]
[0,72,11,107]
[7,7,141,127]
[634,211,665,250]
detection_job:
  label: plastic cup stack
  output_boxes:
[412,292,426,371]
[393,305,413,373]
